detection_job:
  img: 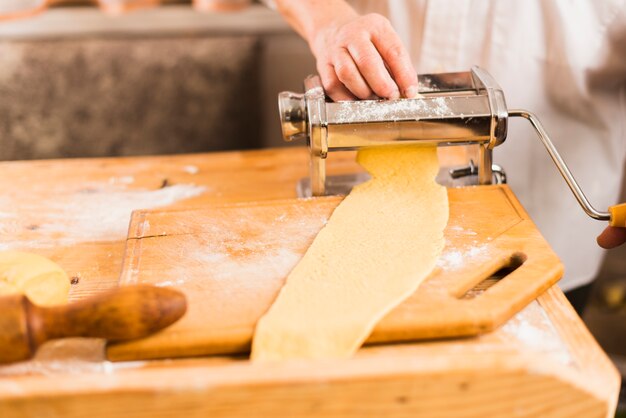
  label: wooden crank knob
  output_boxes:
[0,285,186,364]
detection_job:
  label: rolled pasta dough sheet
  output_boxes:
[251,145,448,361]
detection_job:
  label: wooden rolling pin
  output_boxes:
[0,285,186,364]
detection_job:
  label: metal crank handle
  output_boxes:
[509,109,626,227]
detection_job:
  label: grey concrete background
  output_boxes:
[0,35,262,159]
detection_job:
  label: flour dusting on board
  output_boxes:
[196,248,301,283]
[149,205,329,290]
[437,244,488,270]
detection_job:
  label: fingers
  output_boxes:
[597,226,626,249]
[310,13,416,102]
[318,63,357,102]
[333,48,375,99]
[370,16,419,98]
[347,38,399,99]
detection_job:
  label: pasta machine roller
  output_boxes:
[278,66,625,227]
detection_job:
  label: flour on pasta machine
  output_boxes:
[278,66,625,227]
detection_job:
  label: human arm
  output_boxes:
[272,0,419,101]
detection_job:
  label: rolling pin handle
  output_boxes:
[36,285,187,343]
[0,285,186,364]
[22,285,186,356]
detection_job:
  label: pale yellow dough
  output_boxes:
[0,251,70,306]
[251,145,448,361]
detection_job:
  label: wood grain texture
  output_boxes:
[0,147,619,418]
[1,316,619,418]
[108,185,563,361]
[0,148,360,301]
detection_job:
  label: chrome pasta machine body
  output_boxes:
[278,66,625,227]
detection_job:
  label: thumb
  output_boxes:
[597,226,626,249]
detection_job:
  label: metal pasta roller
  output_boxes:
[278,66,625,228]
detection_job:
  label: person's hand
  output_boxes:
[597,226,626,249]
[308,12,419,101]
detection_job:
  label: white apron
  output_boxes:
[351,0,626,291]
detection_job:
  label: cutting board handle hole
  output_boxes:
[460,252,526,299]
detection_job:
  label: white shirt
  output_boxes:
[351,0,626,290]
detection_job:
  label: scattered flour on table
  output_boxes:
[0,183,206,247]
[0,339,146,379]
[37,184,206,242]
[182,165,200,175]
[500,301,573,365]
[108,175,135,185]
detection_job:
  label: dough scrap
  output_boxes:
[251,145,448,361]
[0,251,70,306]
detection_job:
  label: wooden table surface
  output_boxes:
[0,147,620,418]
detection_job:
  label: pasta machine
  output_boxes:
[278,66,625,227]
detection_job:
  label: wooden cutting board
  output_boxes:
[107,185,563,361]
